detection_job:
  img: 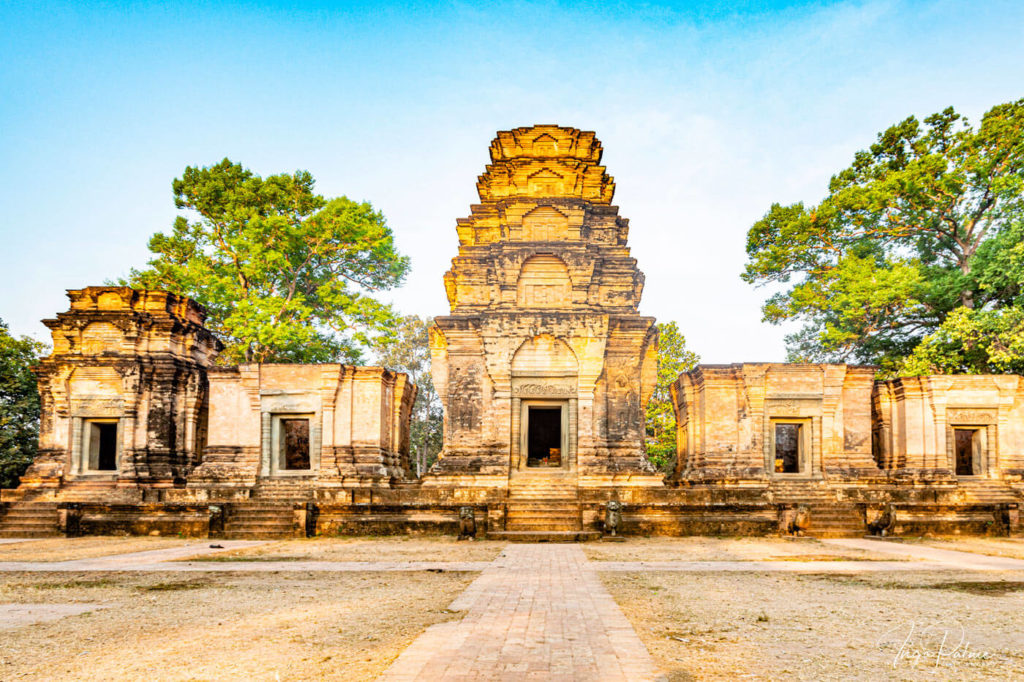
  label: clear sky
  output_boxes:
[2,0,1023,363]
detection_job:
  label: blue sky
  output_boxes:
[2,0,1023,362]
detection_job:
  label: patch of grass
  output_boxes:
[6,578,119,590]
[183,555,307,562]
[138,579,212,592]
[765,554,886,562]
[815,574,1024,596]
[930,580,1024,596]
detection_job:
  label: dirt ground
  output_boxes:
[0,569,474,681]
[0,537,193,563]
[3,536,1023,681]
[602,569,1024,681]
[582,537,913,562]
[181,536,506,562]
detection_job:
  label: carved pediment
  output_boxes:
[511,335,578,375]
[81,322,123,355]
[516,255,572,307]
[527,168,564,196]
[520,206,569,241]
[68,366,124,401]
[532,133,558,155]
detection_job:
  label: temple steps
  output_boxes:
[223,503,295,539]
[804,505,866,537]
[507,481,578,497]
[951,480,1021,503]
[0,501,61,538]
[504,477,584,534]
[507,492,578,502]
[506,506,582,519]
[504,518,582,531]
[488,530,601,543]
[504,509,582,531]
[251,482,315,502]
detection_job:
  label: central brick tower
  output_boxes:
[428,125,660,491]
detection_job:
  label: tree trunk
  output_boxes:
[960,255,975,309]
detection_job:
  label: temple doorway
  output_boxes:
[526,404,564,467]
[510,335,578,473]
[954,428,983,476]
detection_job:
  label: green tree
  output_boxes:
[370,315,442,476]
[127,159,410,364]
[0,321,46,489]
[743,99,1024,373]
[902,307,1024,375]
[645,321,699,472]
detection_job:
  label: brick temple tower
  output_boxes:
[428,125,661,493]
[23,287,222,495]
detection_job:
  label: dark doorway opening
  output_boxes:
[282,419,311,470]
[527,407,562,467]
[954,428,978,476]
[94,422,117,471]
[774,423,801,474]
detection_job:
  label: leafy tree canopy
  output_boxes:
[902,306,1024,376]
[646,321,699,472]
[0,320,46,489]
[743,98,1024,374]
[370,315,442,476]
[127,159,410,364]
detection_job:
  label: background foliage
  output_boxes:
[0,320,45,489]
[370,315,442,475]
[744,98,1024,375]
[127,159,410,364]
[646,321,699,472]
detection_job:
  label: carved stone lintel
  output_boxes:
[514,383,575,397]
[947,408,997,424]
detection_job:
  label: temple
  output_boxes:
[1,125,1021,539]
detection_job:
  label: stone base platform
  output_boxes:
[2,479,1021,539]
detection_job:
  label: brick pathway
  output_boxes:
[380,544,664,681]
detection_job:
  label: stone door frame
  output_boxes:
[509,375,578,475]
[516,399,572,472]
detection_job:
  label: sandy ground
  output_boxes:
[0,569,474,681]
[913,537,1024,561]
[0,537,194,563]
[3,536,1022,681]
[602,569,1024,681]
[0,602,109,629]
[181,536,506,562]
[583,537,913,563]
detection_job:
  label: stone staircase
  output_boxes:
[251,479,316,502]
[490,475,598,542]
[952,479,1023,505]
[0,501,61,538]
[222,502,296,539]
[769,482,865,537]
[805,504,866,537]
[216,480,316,538]
[766,479,1024,537]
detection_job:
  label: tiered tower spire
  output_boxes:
[429,125,659,486]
